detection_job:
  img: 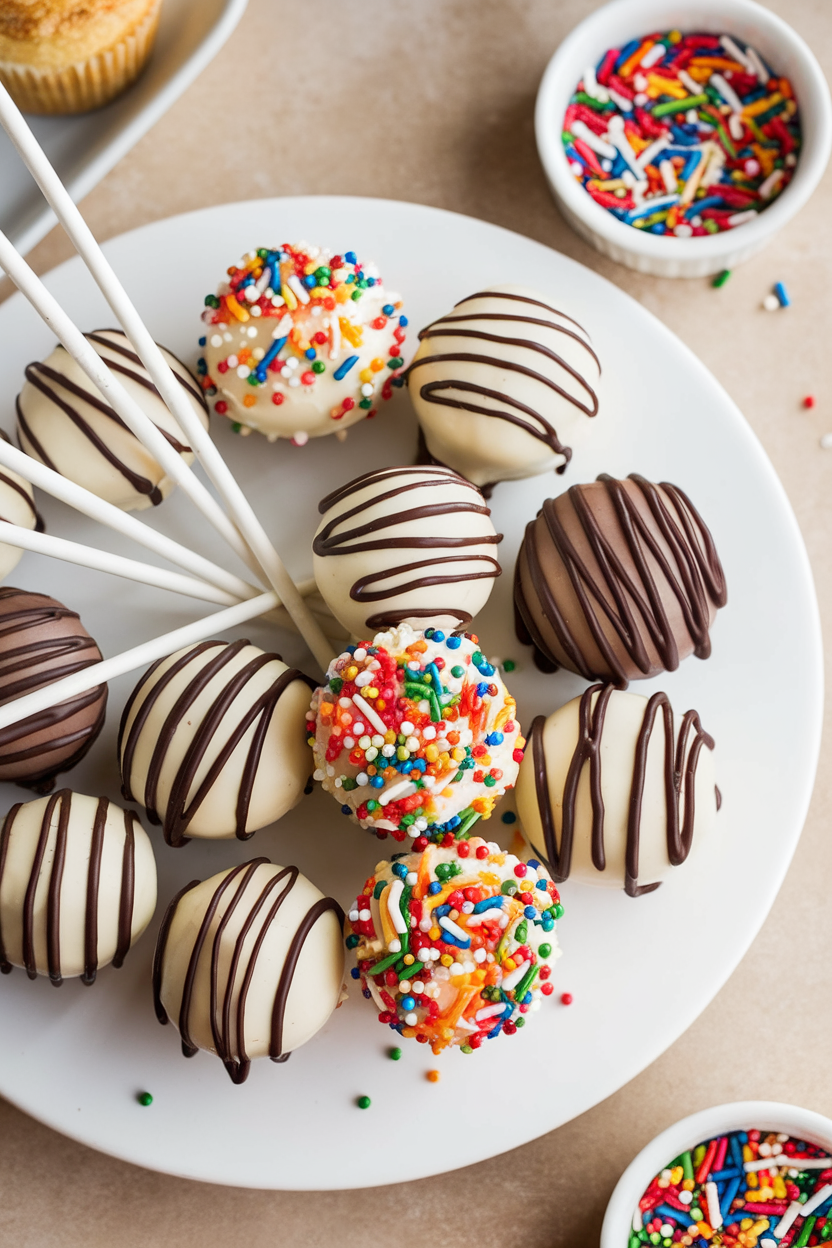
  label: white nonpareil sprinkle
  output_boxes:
[762,294,780,311]
[820,433,832,450]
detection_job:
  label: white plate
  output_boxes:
[0,197,822,1190]
[0,0,248,257]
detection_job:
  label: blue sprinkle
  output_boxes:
[341,805,352,815]
[303,274,316,288]
[399,315,408,327]
[400,995,415,1011]
[536,880,548,891]
[542,917,554,932]
[345,251,357,265]
[362,988,372,999]
[434,904,451,919]
[428,881,442,895]
[424,627,434,639]
[198,336,206,347]
[260,335,287,370]
[502,811,517,824]
[350,967,361,979]
[775,281,791,307]
[370,776,385,789]
[476,682,490,697]
[527,858,540,869]
[477,663,495,677]
[382,303,394,315]
[346,645,356,654]
[521,992,533,1005]
[432,630,445,642]
[333,354,359,381]
[485,732,504,746]
[367,277,376,286]
[255,369,267,383]
[472,895,503,913]
[392,862,408,879]
[445,635,461,650]
[305,347,317,360]
[523,906,536,920]
[655,1204,692,1227]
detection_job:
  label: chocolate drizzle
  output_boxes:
[407,290,600,473]
[119,639,315,847]
[0,790,140,982]
[0,587,107,791]
[314,465,502,629]
[515,474,727,687]
[151,860,344,1084]
[0,429,43,534]
[16,329,206,507]
[530,685,715,897]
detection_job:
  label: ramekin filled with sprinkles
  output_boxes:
[601,1103,832,1248]
[535,0,832,276]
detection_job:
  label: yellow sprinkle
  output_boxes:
[304,262,317,275]
[365,687,379,698]
[669,29,681,42]
[440,954,453,968]
[384,730,397,745]
[403,953,415,965]
[451,748,466,762]
[425,745,439,763]
[359,368,374,383]
[743,92,783,117]
[503,957,516,972]
[429,926,441,941]
[345,666,358,679]
[281,284,297,311]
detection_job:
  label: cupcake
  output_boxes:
[0,0,162,116]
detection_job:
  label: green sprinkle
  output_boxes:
[137,1091,153,1107]
[483,775,496,787]
[373,880,386,899]
[451,665,465,678]
[357,1095,371,1110]
[359,397,373,409]
[204,294,220,308]
[712,269,732,288]
[351,289,363,301]
[704,219,719,234]
[795,1216,816,1248]
[231,422,242,434]
[502,659,516,672]
[388,1047,402,1061]
[515,921,528,943]
[460,1044,473,1054]
[312,360,326,374]
[652,92,708,117]
[501,880,518,895]
[681,1150,694,1181]
[539,942,552,958]
[366,800,379,812]
[514,1016,525,1028]
[387,357,404,369]
[342,777,357,791]
[345,934,359,949]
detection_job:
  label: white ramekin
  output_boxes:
[601,1101,832,1247]
[535,0,832,277]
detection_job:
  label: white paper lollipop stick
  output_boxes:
[0,523,242,606]
[0,83,336,673]
[0,227,266,585]
[0,590,280,733]
[0,434,257,602]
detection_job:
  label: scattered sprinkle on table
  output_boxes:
[631,1127,832,1247]
[426,1070,441,1083]
[712,269,732,288]
[357,1095,372,1110]
[560,992,574,1006]
[562,31,800,238]
[762,294,780,311]
[803,396,816,409]
[388,1046,402,1061]
[819,433,832,450]
[137,1091,153,1107]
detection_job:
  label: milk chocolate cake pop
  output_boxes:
[514,473,727,686]
[312,465,502,638]
[515,685,718,897]
[119,639,315,846]
[0,790,157,983]
[407,283,600,488]
[153,859,345,1083]
[17,328,208,513]
[348,837,562,1054]
[201,242,406,442]
[0,587,107,791]
[0,429,41,582]
[307,623,524,842]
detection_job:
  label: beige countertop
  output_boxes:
[1,1,831,1243]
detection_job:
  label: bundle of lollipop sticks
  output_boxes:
[0,81,339,736]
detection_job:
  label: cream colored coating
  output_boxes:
[0,791,157,978]
[515,689,717,891]
[409,282,601,486]
[0,449,38,582]
[119,641,312,840]
[158,861,345,1063]
[203,248,404,442]
[17,329,208,513]
[311,465,501,637]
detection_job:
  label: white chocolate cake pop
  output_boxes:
[515,684,718,897]
[0,429,41,582]
[17,328,209,513]
[312,465,502,638]
[407,283,601,488]
[119,639,315,847]
[201,242,407,442]
[347,836,562,1054]
[0,790,157,984]
[307,623,524,843]
[153,859,345,1083]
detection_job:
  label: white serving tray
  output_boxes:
[0,0,248,257]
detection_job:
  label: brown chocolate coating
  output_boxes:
[514,474,727,687]
[0,587,107,791]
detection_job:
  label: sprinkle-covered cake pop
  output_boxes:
[407,283,600,489]
[16,329,209,513]
[0,587,107,791]
[312,465,502,638]
[119,639,315,846]
[307,623,524,843]
[200,243,407,443]
[0,790,157,983]
[516,685,718,897]
[348,837,562,1054]
[514,473,727,686]
[153,858,345,1084]
[0,429,41,582]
